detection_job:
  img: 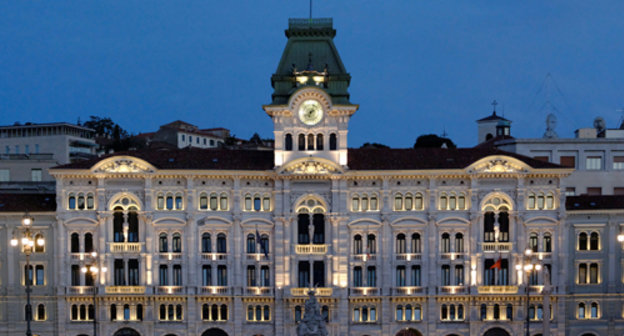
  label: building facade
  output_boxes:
[0,18,623,336]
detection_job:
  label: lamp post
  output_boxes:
[10,214,44,336]
[516,247,541,336]
[81,252,106,336]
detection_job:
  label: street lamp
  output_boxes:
[10,213,43,336]
[81,252,106,336]
[517,247,541,336]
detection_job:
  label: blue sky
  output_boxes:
[1,1,623,147]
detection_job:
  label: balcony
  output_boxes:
[477,285,519,294]
[352,254,377,262]
[350,287,380,296]
[67,286,96,295]
[295,244,328,255]
[482,242,512,253]
[290,287,333,296]
[108,242,143,253]
[105,286,146,294]
[438,285,467,294]
[201,253,228,261]
[155,286,185,295]
[199,286,231,295]
[245,287,273,296]
[395,253,422,261]
[391,286,425,295]
[440,252,466,260]
[159,252,183,261]
[246,253,271,262]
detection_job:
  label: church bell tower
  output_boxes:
[263,18,358,171]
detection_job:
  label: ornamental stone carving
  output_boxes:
[296,289,328,336]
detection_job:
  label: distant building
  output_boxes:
[477,114,624,196]
[0,122,96,191]
[147,121,228,149]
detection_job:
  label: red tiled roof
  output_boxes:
[0,193,56,212]
[52,147,563,171]
[347,147,562,170]
[566,195,624,210]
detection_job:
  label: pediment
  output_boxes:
[92,156,156,174]
[467,156,529,174]
[279,157,343,175]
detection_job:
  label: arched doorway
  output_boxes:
[201,328,228,336]
[113,328,140,336]
[484,328,510,336]
[396,328,422,336]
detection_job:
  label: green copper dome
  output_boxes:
[269,18,352,106]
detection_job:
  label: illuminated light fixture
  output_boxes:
[618,232,624,242]
[312,76,325,84]
[535,264,542,271]
[81,266,88,273]
[515,264,522,271]
[22,237,30,246]
[525,248,533,256]
[91,251,98,258]
[22,216,32,226]
[212,253,217,261]
[101,267,107,273]
[10,237,18,247]
[36,237,45,247]
[90,266,98,273]
[296,76,308,84]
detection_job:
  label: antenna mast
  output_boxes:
[309,0,312,22]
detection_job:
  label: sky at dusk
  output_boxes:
[1,1,623,148]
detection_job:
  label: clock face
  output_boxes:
[298,99,323,126]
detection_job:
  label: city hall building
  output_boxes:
[1,18,624,336]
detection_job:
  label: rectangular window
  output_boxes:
[128,259,139,286]
[173,265,182,286]
[15,145,19,153]
[4,145,9,154]
[614,187,624,196]
[560,156,575,168]
[217,265,227,286]
[35,265,44,286]
[411,265,421,286]
[25,144,29,154]
[565,187,576,196]
[31,169,42,182]
[586,156,602,170]
[0,169,9,182]
[159,265,168,286]
[396,266,406,287]
[614,156,624,170]
[586,187,602,196]
[71,265,81,286]
[202,265,212,286]
[35,144,39,154]
[114,259,125,286]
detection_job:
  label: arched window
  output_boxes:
[411,233,421,253]
[36,304,45,321]
[578,303,585,319]
[414,305,422,320]
[110,304,117,321]
[404,193,413,210]
[546,193,554,209]
[394,194,403,211]
[199,192,208,210]
[172,233,181,252]
[370,194,378,210]
[201,233,211,253]
[543,233,552,252]
[216,233,227,253]
[159,233,168,253]
[480,304,487,320]
[405,304,412,321]
[484,211,495,242]
[77,193,85,210]
[70,233,80,253]
[123,304,130,320]
[589,232,599,250]
[329,133,337,150]
[157,193,165,210]
[455,233,464,252]
[220,192,229,210]
[79,304,86,320]
[590,302,598,318]
[396,305,403,321]
[537,193,545,209]
[307,134,314,150]
[316,134,323,150]
[367,234,376,254]
[458,194,466,210]
[86,193,95,210]
[68,193,76,210]
[260,235,269,254]
[506,303,513,320]
[285,134,293,151]
[322,305,329,322]
[127,207,139,242]
[529,233,538,252]
[71,305,78,320]
[361,195,369,211]
[202,304,210,320]
[353,235,362,254]
[220,304,228,321]
[298,134,305,151]
[578,232,588,250]
[113,207,124,243]
[84,233,93,253]
[210,193,218,211]
[529,305,535,320]
[136,304,143,321]
[295,306,302,322]
[439,194,448,210]
[253,195,261,211]
[441,304,448,320]
[396,234,406,253]
[441,233,450,253]
[528,193,536,209]
[262,195,271,211]
[415,193,424,210]
[493,304,500,320]
[247,234,256,254]
[351,195,360,211]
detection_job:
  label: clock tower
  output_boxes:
[263,18,358,171]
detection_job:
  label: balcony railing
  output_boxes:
[67,286,96,295]
[477,285,519,294]
[352,254,377,262]
[440,252,466,260]
[482,242,513,253]
[159,252,183,261]
[391,286,425,295]
[290,287,333,296]
[201,253,228,261]
[350,287,380,296]
[155,286,185,295]
[108,242,143,253]
[199,286,230,295]
[395,253,422,261]
[295,244,328,255]
[245,287,273,296]
[105,286,146,294]
[246,253,271,262]
[438,285,467,294]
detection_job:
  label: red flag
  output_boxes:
[490,256,502,270]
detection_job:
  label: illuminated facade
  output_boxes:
[0,18,623,336]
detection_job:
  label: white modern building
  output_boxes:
[0,18,623,336]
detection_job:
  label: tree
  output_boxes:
[360,142,390,149]
[413,134,456,149]
[83,116,131,152]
